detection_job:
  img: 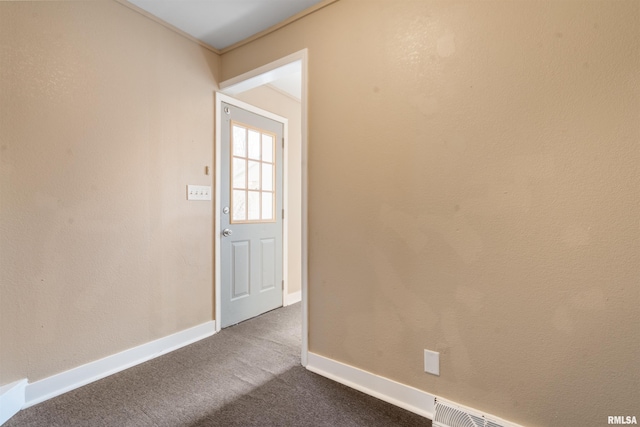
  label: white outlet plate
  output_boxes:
[187,185,211,201]
[424,349,440,376]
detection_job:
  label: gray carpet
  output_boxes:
[6,303,432,426]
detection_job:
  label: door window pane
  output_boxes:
[247,191,260,220]
[248,130,261,160]
[232,190,246,221]
[232,125,246,157]
[262,163,273,191]
[233,158,246,189]
[262,134,273,163]
[247,160,260,190]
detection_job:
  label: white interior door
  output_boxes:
[220,101,284,327]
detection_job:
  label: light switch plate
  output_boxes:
[187,185,211,201]
[424,349,440,376]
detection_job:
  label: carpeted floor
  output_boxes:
[6,303,432,426]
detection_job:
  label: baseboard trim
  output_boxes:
[306,352,435,419]
[0,379,27,426]
[284,290,302,306]
[24,320,216,409]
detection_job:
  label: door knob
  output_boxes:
[222,228,233,237]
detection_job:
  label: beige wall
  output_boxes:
[0,1,219,383]
[222,1,640,426]
[234,86,303,296]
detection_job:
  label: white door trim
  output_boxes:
[215,94,288,329]
[216,48,309,366]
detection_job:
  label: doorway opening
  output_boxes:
[214,49,309,366]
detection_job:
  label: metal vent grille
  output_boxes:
[433,398,521,427]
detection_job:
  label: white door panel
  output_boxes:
[220,101,283,327]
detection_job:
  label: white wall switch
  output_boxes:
[187,185,211,201]
[424,349,440,376]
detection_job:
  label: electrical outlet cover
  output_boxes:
[424,349,440,376]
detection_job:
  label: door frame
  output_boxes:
[214,49,309,366]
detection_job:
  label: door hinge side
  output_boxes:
[282,209,285,219]
[282,280,284,290]
[282,137,285,148]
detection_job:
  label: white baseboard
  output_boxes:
[0,379,27,426]
[284,290,302,306]
[306,352,435,419]
[24,320,216,409]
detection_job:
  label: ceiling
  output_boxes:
[126,0,319,100]
[128,0,325,51]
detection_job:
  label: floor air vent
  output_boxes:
[433,397,521,427]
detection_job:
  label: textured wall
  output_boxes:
[222,1,640,426]
[0,1,220,383]
[235,85,303,296]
